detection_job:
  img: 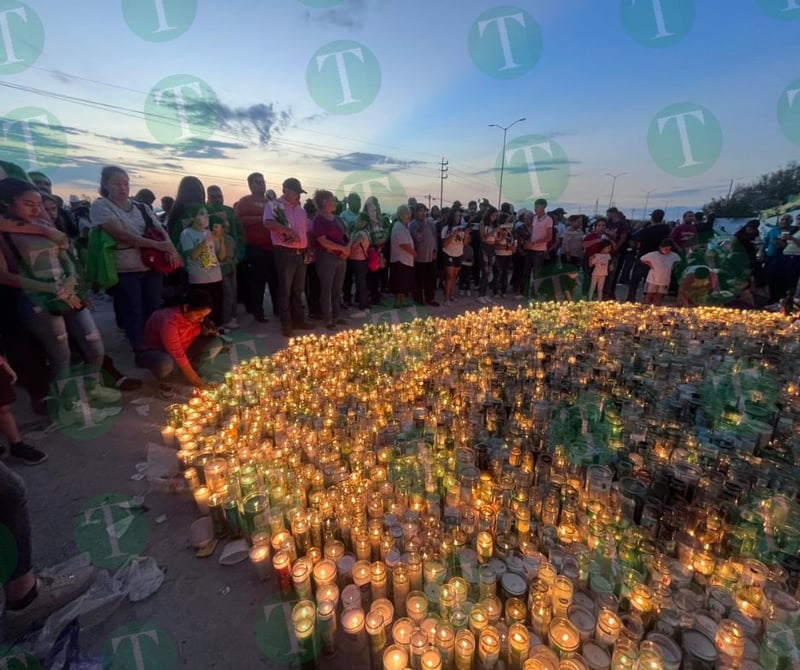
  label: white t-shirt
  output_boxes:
[441,225,466,257]
[180,227,222,284]
[390,221,415,266]
[783,232,800,256]
[641,250,681,286]
[89,197,148,272]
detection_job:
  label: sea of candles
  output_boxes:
[163,303,800,668]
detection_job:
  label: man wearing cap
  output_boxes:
[264,178,314,337]
[626,209,671,302]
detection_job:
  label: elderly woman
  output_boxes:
[311,189,350,330]
[89,166,180,356]
[389,204,415,308]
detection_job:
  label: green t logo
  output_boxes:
[0,2,44,74]
[306,40,381,114]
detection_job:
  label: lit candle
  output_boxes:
[203,458,228,495]
[391,617,415,652]
[715,618,745,667]
[383,643,409,670]
[421,648,443,670]
[371,561,388,601]
[393,564,410,617]
[547,617,580,658]
[161,425,176,446]
[292,560,313,600]
[478,626,500,669]
[504,597,527,627]
[424,557,446,585]
[272,549,292,596]
[371,598,395,631]
[408,553,424,591]
[313,558,337,590]
[193,486,210,516]
[435,623,456,670]
[454,628,476,670]
[477,531,494,564]
[410,630,429,667]
[594,608,621,648]
[508,622,529,670]
[249,543,270,581]
[468,605,489,638]
[316,583,339,610]
[366,610,386,670]
[317,598,337,656]
[342,607,367,648]
[354,560,373,608]
[291,599,316,655]
[406,590,429,625]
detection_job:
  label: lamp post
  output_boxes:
[489,117,526,208]
[605,172,627,210]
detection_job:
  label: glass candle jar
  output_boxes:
[478,626,501,669]
[406,590,429,625]
[547,617,580,658]
[383,643,409,670]
[454,629,476,670]
[508,622,530,670]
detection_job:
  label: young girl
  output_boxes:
[210,214,238,329]
[588,239,613,301]
[440,208,466,304]
[0,178,120,424]
[180,207,223,325]
[347,213,372,318]
[478,207,498,304]
[493,215,515,298]
[641,239,681,305]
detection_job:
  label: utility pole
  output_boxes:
[425,194,434,209]
[439,158,448,208]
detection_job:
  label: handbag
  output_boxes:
[367,246,381,272]
[134,202,183,274]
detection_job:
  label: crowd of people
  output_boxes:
[0,157,796,638]
[0,161,790,422]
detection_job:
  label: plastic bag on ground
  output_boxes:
[113,555,165,602]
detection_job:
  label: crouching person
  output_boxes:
[137,289,223,397]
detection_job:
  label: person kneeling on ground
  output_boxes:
[137,289,224,396]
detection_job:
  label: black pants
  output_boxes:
[626,260,648,302]
[245,246,278,319]
[413,261,437,303]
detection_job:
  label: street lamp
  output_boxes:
[489,117,526,207]
[605,172,627,210]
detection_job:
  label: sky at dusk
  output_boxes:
[1,0,799,221]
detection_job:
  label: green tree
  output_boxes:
[703,162,800,217]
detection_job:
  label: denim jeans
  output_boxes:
[0,462,32,581]
[221,272,237,324]
[114,271,163,352]
[521,250,548,298]
[316,251,346,323]
[19,298,104,379]
[138,335,223,382]
[273,247,307,328]
[350,259,369,310]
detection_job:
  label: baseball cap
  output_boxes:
[282,177,306,194]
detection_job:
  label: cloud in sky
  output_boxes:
[323,151,424,172]
[305,0,370,30]
[185,100,291,146]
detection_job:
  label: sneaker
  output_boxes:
[349,310,369,318]
[513,294,524,300]
[476,296,488,305]
[5,567,95,638]
[223,319,240,330]
[10,442,48,466]
[88,384,122,404]
[115,376,143,392]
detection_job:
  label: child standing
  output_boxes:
[210,214,238,329]
[641,239,681,305]
[458,224,475,296]
[180,207,223,325]
[588,240,613,301]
